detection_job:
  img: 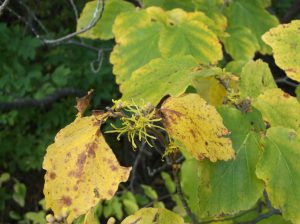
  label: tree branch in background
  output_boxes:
[281,0,300,23]
[0,0,9,16]
[0,88,85,112]
[43,0,105,45]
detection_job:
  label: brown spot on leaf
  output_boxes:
[190,129,196,138]
[86,142,97,158]
[108,189,114,196]
[61,196,72,206]
[283,92,290,98]
[94,187,100,198]
[77,152,87,168]
[49,172,56,180]
[73,185,78,191]
[110,165,118,171]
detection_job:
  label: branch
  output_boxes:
[68,0,79,21]
[43,0,105,45]
[275,77,298,88]
[129,142,146,193]
[236,209,281,224]
[0,88,85,112]
[0,0,9,15]
[281,0,300,23]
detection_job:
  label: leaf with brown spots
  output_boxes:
[160,94,235,162]
[262,20,300,82]
[43,114,131,223]
[121,208,184,224]
[75,89,94,116]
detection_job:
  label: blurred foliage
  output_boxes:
[0,22,118,172]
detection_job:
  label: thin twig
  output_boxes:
[275,77,298,88]
[6,6,41,37]
[0,88,85,112]
[236,209,281,224]
[18,0,49,34]
[129,142,146,193]
[43,0,105,45]
[143,194,172,208]
[0,0,9,15]
[147,156,184,177]
[172,161,198,224]
[68,0,79,21]
[199,207,257,224]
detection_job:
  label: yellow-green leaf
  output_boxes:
[239,60,276,98]
[77,0,135,40]
[159,9,222,64]
[253,88,300,131]
[225,0,279,54]
[121,208,184,224]
[110,7,222,86]
[142,0,195,11]
[43,115,131,223]
[223,27,259,60]
[84,208,100,224]
[262,20,300,82]
[197,107,264,217]
[110,8,162,85]
[256,127,300,223]
[193,0,228,36]
[160,94,235,162]
[121,55,228,106]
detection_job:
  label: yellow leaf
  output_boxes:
[121,207,184,224]
[262,20,300,82]
[43,114,131,223]
[84,208,100,224]
[160,94,235,162]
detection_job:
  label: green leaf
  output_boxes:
[25,211,46,224]
[193,0,228,35]
[77,0,135,40]
[13,183,26,207]
[0,173,10,187]
[111,7,222,86]
[180,159,200,216]
[161,172,175,193]
[239,60,276,98]
[197,107,264,217]
[121,208,184,224]
[256,127,300,223]
[262,20,300,82]
[159,9,222,64]
[296,85,300,102]
[121,55,225,106]
[110,9,162,85]
[123,199,139,215]
[141,184,158,200]
[142,0,195,11]
[253,88,300,131]
[51,65,70,86]
[225,60,248,75]
[223,27,259,60]
[225,0,279,54]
